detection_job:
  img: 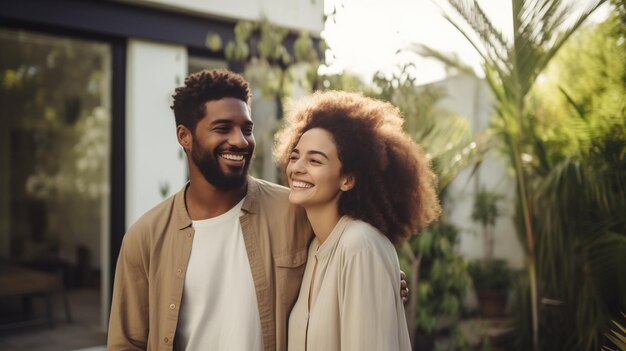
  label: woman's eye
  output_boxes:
[288,155,298,161]
[310,159,321,164]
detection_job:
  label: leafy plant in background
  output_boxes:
[603,314,626,351]
[418,0,623,350]
[468,259,511,291]
[471,188,504,262]
[469,189,512,319]
[516,4,626,349]
[401,221,472,351]
[224,19,323,115]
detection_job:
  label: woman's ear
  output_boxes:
[340,174,355,192]
[177,125,191,151]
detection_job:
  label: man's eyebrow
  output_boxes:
[210,119,254,126]
[210,119,233,125]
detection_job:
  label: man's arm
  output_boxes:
[107,230,150,350]
[400,270,409,303]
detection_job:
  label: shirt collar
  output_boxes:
[315,215,350,260]
[241,176,259,215]
[175,177,260,230]
[175,182,192,230]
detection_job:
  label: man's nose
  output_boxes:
[228,128,249,148]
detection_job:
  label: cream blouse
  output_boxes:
[287,216,411,351]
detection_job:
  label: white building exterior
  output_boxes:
[124,0,324,33]
[425,74,525,269]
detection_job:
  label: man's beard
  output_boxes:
[191,138,252,191]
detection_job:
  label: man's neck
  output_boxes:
[185,177,247,220]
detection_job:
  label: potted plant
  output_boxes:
[469,188,511,317]
[468,259,512,317]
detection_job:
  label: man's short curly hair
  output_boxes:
[274,90,441,244]
[171,69,251,131]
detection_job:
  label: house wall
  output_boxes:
[125,40,189,225]
[427,74,525,269]
[122,0,324,33]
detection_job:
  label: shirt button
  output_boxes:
[177,268,182,274]
[169,303,176,310]
[187,233,192,238]
[164,337,169,343]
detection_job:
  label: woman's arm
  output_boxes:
[339,249,406,351]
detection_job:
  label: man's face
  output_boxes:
[190,97,255,191]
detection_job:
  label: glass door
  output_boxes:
[0,28,111,351]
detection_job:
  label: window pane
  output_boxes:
[0,28,110,349]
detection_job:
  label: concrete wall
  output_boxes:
[122,0,324,33]
[125,39,189,226]
[427,74,525,269]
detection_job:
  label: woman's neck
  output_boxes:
[305,204,342,246]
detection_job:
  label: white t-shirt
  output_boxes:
[174,198,262,351]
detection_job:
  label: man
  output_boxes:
[107,69,406,351]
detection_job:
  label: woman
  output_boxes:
[274,91,441,350]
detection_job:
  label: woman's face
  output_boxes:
[286,128,352,210]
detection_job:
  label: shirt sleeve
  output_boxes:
[107,229,150,350]
[339,248,403,351]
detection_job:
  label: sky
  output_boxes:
[320,0,611,85]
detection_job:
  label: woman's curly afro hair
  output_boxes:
[274,90,441,244]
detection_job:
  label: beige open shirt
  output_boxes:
[288,216,411,351]
[107,177,312,351]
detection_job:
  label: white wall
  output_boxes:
[126,39,188,226]
[123,0,324,33]
[428,74,525,269]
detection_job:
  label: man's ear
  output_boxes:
[340,174,355,192]
[177,125,192,151]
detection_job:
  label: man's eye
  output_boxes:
[243,127,253,135]
[215,127,229,133]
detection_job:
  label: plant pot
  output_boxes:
[412,331,435,351]
[476,289,508,318]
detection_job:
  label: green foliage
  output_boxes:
[204,33,222,52]
[224,21,253,62]
[225,19,323,108]
[256,20,290,64]
[471,188,503,228]
[520,12,626,350]
[402,222,471,333]
[294,31,318,63]
[436,0,617,350]
[468,259,513,290]
[603,314,626,351]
